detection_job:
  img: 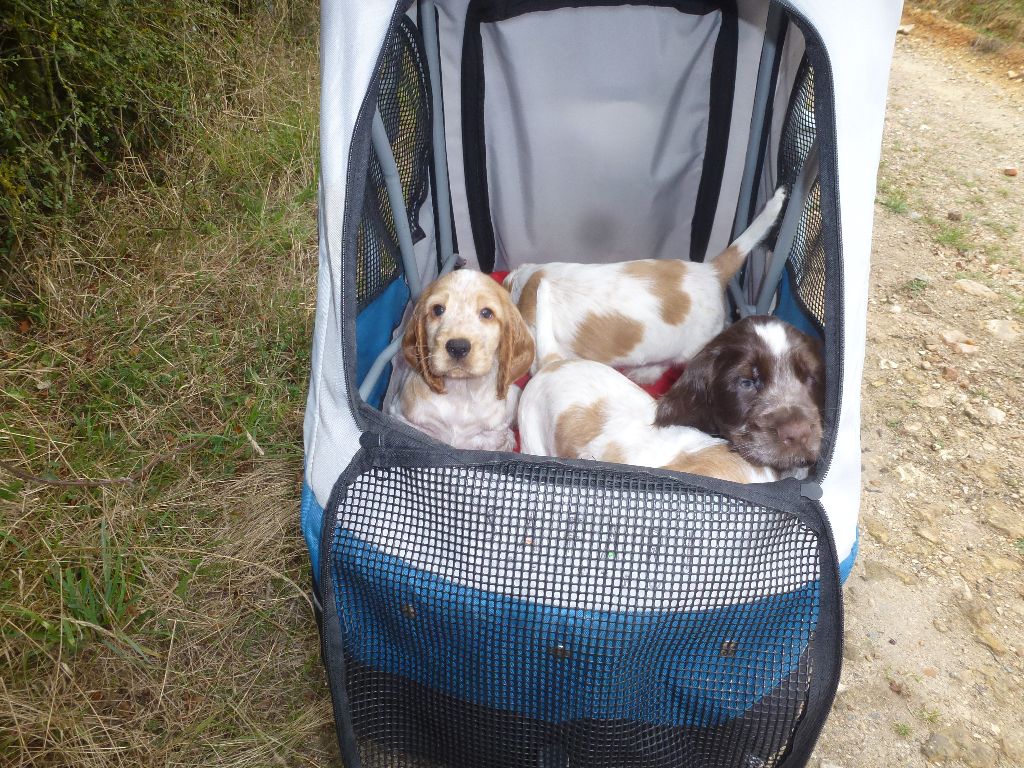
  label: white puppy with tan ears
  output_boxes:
[504,188,786,383]
[386,269,535,451]
[518,280,776,484]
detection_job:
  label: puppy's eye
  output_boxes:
[479,307,494,320]
[431,304,445,317]
[739,378,757,390]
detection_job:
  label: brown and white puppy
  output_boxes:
[654,316,825,475]
[517,279,775,484]
[503,188,786,383]
[386,269,534,451]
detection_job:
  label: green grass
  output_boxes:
[893,722,914,739]
[877,180,910,214]
[0,5,332,766]
[934,222,973,252]
[901,278,930,297]
[910,1,1024,46]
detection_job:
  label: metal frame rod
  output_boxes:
[371,109,422,299]
[729,3,785,318]
[755,138,819,316]
[420,0,455,275]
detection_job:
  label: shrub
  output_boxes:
[0,1,260,258]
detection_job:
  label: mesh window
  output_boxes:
[355,17,432,311]
[776,57,825,330]
[330,460,832,768]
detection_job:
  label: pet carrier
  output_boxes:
[302,1,901,766]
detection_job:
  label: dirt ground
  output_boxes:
[810,22,1024,768]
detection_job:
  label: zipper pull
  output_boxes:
[800,481,823,500]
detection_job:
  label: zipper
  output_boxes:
[774,0,846,486]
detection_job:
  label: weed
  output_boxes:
[893,722,913,739]
[934,223,972,252]
[1016,538,1024,556]
[901,278,929,296]
[877,180,910,214]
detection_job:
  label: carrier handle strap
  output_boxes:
[729,3,785,317]
[755,138,819,316]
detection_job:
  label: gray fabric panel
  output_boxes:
[477,6,721,268]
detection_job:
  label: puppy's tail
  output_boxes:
[533,278,562,369]
[711,186,787,287]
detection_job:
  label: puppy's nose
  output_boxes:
[776,419,813,447]
[445,338,471,359]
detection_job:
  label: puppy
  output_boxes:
[518,360,777,484]
[654,316,825,475]
[504,188,786,383]
[386,270,534,451]
[518,280,775,484]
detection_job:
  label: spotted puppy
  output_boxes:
[518,280,775,484]
[504,188,786,383]
[655,315,825,475]
[387,270,534,451]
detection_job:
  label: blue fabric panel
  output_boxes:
[334,529,819,726]
[301,481,325,583]
[773,269,823,341]
[356,278,411,408]
[839,526,858,584]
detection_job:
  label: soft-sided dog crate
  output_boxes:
[302,2,901,766]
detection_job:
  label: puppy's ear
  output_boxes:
[654,348,719,434]
[402,297,445,394]
[496,290,535,399]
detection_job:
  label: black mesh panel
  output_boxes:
[329,459,832,768]
[776,57,825,330]
[355,17,432,311]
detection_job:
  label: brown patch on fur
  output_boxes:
[402,294,445,394]
[664,444,758,484]
[514,270,545,326]
[710,244,747,288]
[571,312,644,363]
[494,284,535,399]
[601,441,627,464]
[554,400,608,458]
[539,358,571,373]
[622,260,692,325]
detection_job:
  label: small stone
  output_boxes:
[981,406,1006,426]
[986,509,1024,540]
[920,393,946,409]
[1004,167,1019,177]
[862,560,916,585]
[889,303,904,314]
[978,627,1008,655]
[897,23,915,35]
[922,731,960,763]
[947,210,963,222]
[941,328,979,355]
[961,739,998,768]
[862,514,890,544]
[1002,729,1024,763]
[985,318,1021,342]
[955,279,998,299]
[922,666,938,677]
[941,366,960,382]
[916,525,942,544]
[1009,70,1019,79]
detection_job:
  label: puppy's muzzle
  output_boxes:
[767,407,822,463]
[445,338,472,360]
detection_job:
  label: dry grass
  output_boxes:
[0,4,337,766]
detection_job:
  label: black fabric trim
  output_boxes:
[320,448,377,768]
[689,1,737,262]
[745,12,789,234]
[462,0,733,273]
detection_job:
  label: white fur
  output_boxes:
[506,188,786,382]
[754,321,791,359]
[518,360,776,483]
[387,360,521,451]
